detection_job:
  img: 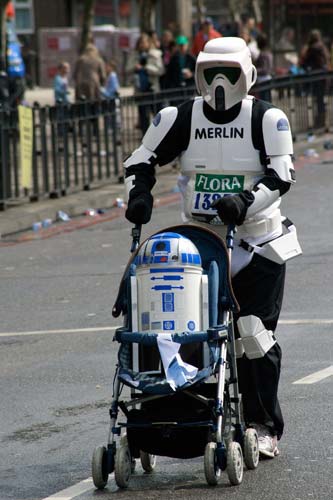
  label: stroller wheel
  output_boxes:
[140,451,156,473]
[244,428,259,469]
[204,442,221,486]
[115,444,132,489]
[92,446,109,490]
[226,441,243,485]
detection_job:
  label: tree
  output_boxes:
[0,0,9,70]
[194,0,205,26]
[138,0,157,33]
[79,0,96,54]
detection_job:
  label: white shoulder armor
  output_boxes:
[143,106,178,151]
[262,108,293,156]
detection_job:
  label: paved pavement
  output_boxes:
[0,131,332,238]
[24,86,134,107]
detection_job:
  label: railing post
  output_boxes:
[30,104,39,201]
[110,98,120,178]
[0,110,7,210]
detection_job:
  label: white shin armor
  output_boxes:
[237,315,276,359]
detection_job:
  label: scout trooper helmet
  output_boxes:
[195,37,257,111]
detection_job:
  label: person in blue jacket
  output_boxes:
[53,62,70,104]
[101,60,120,99]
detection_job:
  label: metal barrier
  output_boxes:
[0,98,120,209]
[251,70,333,137]
[0,71,332,210]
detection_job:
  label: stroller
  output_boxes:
[91,223,259,489]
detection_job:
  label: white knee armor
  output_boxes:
[236,315,276,359]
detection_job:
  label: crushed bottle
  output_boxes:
[57,210,71,222]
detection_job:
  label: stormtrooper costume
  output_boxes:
[124,37,301,456]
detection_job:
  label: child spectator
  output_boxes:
[53,62,70,104]
[101,60,120,99]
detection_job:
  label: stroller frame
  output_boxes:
[91,224,259,489]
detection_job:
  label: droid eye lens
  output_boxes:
[156,242,166,251]
[204,66,241,85]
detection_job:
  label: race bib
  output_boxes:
[192,173,245,214]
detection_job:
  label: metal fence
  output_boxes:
[252,70,333,138]
[1,71,333,210]
[0,99,121,210]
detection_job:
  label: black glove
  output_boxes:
[211,194,249,225]
[125,192,153,224]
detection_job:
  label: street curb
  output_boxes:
[0,171,179,238]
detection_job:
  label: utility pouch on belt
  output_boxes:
[239,218,302,265]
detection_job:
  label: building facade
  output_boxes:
[13,0,333,86]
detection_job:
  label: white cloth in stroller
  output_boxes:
[157,334,198,390]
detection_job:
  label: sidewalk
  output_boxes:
[0,168,178,238]
[25,86,134,107]
[0,133,332,238]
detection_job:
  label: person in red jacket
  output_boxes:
[192,17,222,57]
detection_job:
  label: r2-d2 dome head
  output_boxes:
[195,37,257,111]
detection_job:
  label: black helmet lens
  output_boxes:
[204,66,241,85]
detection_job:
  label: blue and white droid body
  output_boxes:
[133,233,209,334]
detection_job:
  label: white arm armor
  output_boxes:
[247,108,295,217]
[124,106,178,199]
[269,154,296,183]
[263,108,295,182]
[246,182,280,217]
[124,145,157,197]
[143,106,178,151]
[262,108,293,156]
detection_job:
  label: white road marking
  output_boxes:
[279,319,333,325]
[42,477,95,500]
[293,365,333,384]
[0,318,332,338]
[0,326,121,338]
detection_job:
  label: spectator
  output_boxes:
[101,60,120,99]
[240,13,259,40]
[160,30,175,89]
[192,17,222,57]
[148,30,161,49]
[255,33,273,102]
[275,28,298,76]
[132,33,164,134]
[300,29,330,128]
[300,29,330,72]
[161,30,174,67]
[240,27,259,62]
[133,33,164,94]
[53,61,70,104]
[164,35,196,90]
[73,42,106,101]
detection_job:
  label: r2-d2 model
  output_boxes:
[132,233,209,336]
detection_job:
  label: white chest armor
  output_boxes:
[178,96,282,242]
[181,96,261,175]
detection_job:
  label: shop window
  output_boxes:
[14,0,34,34]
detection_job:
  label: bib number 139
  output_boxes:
[193,192,222,211]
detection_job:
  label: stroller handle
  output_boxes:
[130,224,235,252]
[226,224,236,251]
[130,224,142,253]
